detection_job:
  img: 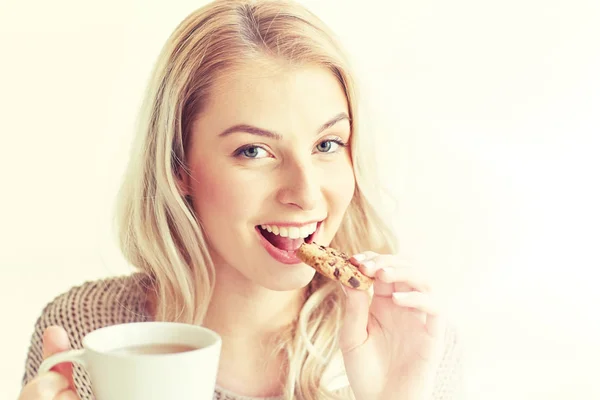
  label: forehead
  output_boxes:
[198,61,349,134]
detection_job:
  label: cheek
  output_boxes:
[191,166,252,221]
[326,159,356,210]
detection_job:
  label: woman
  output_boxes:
[19,0,463,399]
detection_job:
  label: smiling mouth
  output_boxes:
[256,222,320,251]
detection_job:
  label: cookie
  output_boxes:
[296,242,374,290]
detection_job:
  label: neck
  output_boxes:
[202,260,305,397]
[203,261,306,343]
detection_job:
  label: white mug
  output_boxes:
[38,322,222,400]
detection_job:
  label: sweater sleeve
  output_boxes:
[431,325,466,400]
[21,275,150,400]
[21,285,97,400]
[21,296,53,387]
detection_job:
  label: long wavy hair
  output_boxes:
[114,0,397,398]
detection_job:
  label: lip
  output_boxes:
[259,219,324,228]
[256,221,323,265]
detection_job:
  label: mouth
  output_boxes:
[255,221,322,265]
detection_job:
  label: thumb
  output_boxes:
[338,285,371,353]
[42,326,75,391]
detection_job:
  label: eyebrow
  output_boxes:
[218,112,350,140]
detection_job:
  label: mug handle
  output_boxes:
[38,349,87,374]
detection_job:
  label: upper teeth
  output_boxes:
[260,223,318,239]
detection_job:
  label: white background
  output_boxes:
[1,0,599,399]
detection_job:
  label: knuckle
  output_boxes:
[362,251,379,259]
[372,254,393,266]
[425,281,434,292]
[29,383,51,399]
[376,253,407,267]
[56,390,79,400]
[19,373,64,400]
[421,274,435,292]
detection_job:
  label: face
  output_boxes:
[182,62,355,290]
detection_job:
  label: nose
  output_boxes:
[276,157,320,211]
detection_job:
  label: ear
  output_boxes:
[174,165,191,197]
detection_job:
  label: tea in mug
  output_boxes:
[111,343,198,355]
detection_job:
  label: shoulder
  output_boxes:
[37,272,152,342]
[23,273,152,386]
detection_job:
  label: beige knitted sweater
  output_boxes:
[22,274,464,399]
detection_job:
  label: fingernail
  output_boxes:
[382,267,394,274]
[361,260,375,272]
[352,253,366,262]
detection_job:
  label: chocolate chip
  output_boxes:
[334,268,340,278]
[348,277,360,288]
[328,259,337,266]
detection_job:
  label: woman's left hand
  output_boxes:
[340,252,446,400]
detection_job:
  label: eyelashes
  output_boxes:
[234,145,269,159]
[233,137,348,160]
[316,138,347,153]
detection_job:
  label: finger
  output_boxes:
[354,254,413,296]
[349,251,379,270]
[338,284,371,354]
[19,371,69,399]
[377,266,432,295]
[42,326,70,358]
[392,291,445,337]
[42,326,75,390]
[55,389,80,400]
[353,253,405,280]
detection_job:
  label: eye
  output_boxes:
[315,138,346,154]
[233,145,270,159]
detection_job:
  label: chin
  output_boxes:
[261,264,317,291]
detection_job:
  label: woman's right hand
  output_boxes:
[18,326,80,400]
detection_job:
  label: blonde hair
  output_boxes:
[115,0,397,398]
